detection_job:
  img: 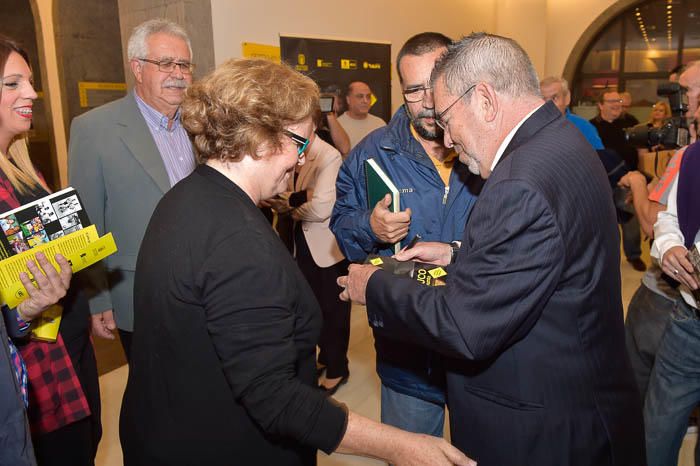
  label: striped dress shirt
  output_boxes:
[134,92,196,187]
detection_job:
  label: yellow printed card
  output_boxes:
[0,227,117,308]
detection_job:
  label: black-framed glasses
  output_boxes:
[402,85,432,103]
[435,84,476,131]
[284,130,310,157]
[138,58,195,74]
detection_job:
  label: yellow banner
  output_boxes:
[242,42,281,63]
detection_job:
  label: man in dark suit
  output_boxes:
[340,32,646,466]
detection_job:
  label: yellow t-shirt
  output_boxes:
[410,125,456,186]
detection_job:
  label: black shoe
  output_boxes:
[628,258,647,272]
[318,374,349,396]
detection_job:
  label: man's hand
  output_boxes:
[395,241,453,266]
[91,309,117,340]
[338,264,379,305]
[17,252,72,321]
[662,246,699,290]
[392,433,476,466]
[370,194,411,244]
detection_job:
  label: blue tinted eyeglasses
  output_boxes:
[284,130,310,157]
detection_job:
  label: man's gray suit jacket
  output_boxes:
[68,93,172,332]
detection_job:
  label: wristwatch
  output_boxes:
[449,241,461,264]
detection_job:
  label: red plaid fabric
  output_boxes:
[0,171,90,434]
[0,174,21,207]
[19,334,90,434]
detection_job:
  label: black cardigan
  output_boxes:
[120,164,348,466]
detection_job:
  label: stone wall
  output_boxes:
[117,0,215,85]
[54,0,125,130]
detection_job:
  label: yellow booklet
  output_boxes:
[0,226,118,341]
[0,187,118,342]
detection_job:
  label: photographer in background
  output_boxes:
[618,152,682,403]
[621,69,694,399]
[316,86,351,157]
[641,60,700,466]
[337,81,386,149]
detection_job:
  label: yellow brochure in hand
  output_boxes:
[0,226,118,308]
[26,234,117,342]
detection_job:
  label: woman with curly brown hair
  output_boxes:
[120,58,472,466]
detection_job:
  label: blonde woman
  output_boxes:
[637,100,673,164]
[0,36,100,466]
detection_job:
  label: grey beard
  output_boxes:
[408,106,442,141]
[467,158,480,175]
[413,119,442,140]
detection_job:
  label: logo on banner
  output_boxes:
[340,59,358,70]
[296,54,308,71]
[316,59,333,68]
[363,61,381,70]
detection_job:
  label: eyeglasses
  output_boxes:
[603,98,623,104]
[435,84,476,131]
[138,58,195,74]
[284,130,310,158]
[402,85,432,103]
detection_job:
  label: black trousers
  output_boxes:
[294,226,351,379]
[119,329,132,363]
[33,330,102,466]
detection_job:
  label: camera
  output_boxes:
[320,96,334,113]
[624,82,690,149]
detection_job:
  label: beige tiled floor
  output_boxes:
[95,241,697,466]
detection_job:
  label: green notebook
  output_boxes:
[364,158,401,253]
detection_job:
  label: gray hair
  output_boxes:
[127,18,192,61]
[431,32,540,100]
[539,76,569,96]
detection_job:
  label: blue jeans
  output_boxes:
[381,383,445,437]
[644,299,700,466]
